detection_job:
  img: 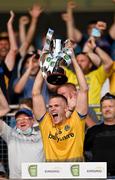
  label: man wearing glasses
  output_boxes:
[84,93,115,178]
[0,107,45,179]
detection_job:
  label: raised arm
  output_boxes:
[90,37,113,72]
[87,52,101,67]
[62,1,75,41]
[19,15,30,44]
[14,55,34,94]
[109,1,115,40]
[5,11,18,71]
[71,46,88,115]
[0,87,10,117]
[19,4,43,56]
[32,70,46,120]
[83,37,101,67]
[62,1,82,42]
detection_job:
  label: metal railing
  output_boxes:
[5,104,102,119]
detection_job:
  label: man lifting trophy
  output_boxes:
[40,28,72,85]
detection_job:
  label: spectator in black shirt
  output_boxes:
[84,92,115,178]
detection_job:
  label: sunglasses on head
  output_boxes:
[100,92,115,103]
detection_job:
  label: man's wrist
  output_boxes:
[93,45,98,53]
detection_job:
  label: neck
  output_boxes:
[52,116,66,126]
[104,118,115,125]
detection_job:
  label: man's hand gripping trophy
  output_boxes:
[40,29,73,85]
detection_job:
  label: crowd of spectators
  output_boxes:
[0,1,115,179]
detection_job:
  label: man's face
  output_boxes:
[16,114,33,131]
[76,54,92,74]
[0,39,10,59]
[57,86,71,99]
[87,23,96,36]
[101,99,115,122]
[25,57,40,76]
[48,97,68,124]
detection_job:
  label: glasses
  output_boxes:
[16,117,32,122]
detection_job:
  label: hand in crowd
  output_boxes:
[7,10,15,26]
[67,1,76,10]
[27,54,36,73]
[96,21,107,31]
[19,16,30,26]
[61,13,70,22]
[84,36,96,52]
[62,1,77,22]
[29,4,43,19]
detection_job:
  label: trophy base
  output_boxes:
[47,73,68,85]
